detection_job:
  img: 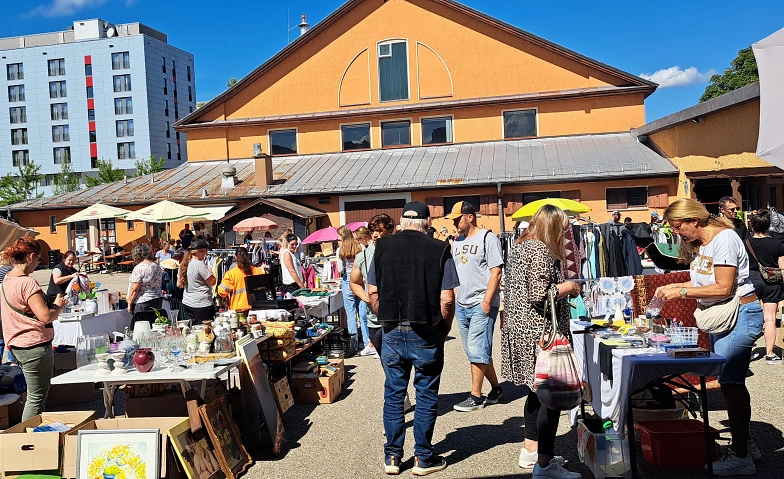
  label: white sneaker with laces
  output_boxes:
[532,458,581,479]
[519,449,566,469]
[359,345,376,356]
[709,452,756,476]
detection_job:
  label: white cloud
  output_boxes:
[639,66,717,88]
[27,0,107,18]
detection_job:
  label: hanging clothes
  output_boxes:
[561,225,582,280]
[621,229,643,276]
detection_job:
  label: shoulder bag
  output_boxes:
[693,288,741,334]
[745,239,782,285]
[533,287,583,411]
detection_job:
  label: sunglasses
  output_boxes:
[288,242,299,246]
[723,207,738,212]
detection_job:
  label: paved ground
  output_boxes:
[40,269,784,478]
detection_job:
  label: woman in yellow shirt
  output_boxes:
[217,247,264,310]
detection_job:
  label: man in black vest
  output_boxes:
[368,201,458,476]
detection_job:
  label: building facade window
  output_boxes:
[167,143,172,159]
[48,58,66,76]
[112,52,130,70]
[522,191,561,204]
[51,103,68,121]
[188,85,192,102]
[444,195,480,216]
[11,128,28,146]
[88,109,95,121]
[117,142,136,160]
[163,78,168,95]
[6,63,23,81]
[89,131,97,143]
[378,41,409,102]
[162,56,166,73]
[187,65,191,81]
[164,100,169,116]
[113,74,131,92]
[269,129,297,156]
[381,120,411,148]
[84,64,92,76]
[12,150,29,167]
[606,187,649,210]
[49,81,67,98]
[503,109,537,139]
[100,218,116,244]
[421,116,453,145]
[165,121,170,138]
[341,123,371,151]
[8,85,25,102]
[52,125,69,142]
[116,120,134,137]
[9,107,26,124]
[86,86,94,99]
[114,97,132,115]
[53,146,71,164]
[127,220,135,231]
[91,156,98,169]
[177,144,181,162]
[172,60,176,76]
[49,216,57,233]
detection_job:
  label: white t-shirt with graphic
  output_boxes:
[690,228,753,307]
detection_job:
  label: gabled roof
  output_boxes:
[177,0,656,128]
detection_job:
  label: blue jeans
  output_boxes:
[710,301,764,384]
[455,304,498,364]
[342,278,369,345]
[381,325,444,462]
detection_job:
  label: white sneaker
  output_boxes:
[359,345,376,356]
[532,458,581,479]
[372,351,380,359]
[518,448,566,469]
[765,353,782,364]
[709,452,756,476]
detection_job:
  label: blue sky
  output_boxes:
[2,0,782,122]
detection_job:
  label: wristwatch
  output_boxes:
[679,287,688,299]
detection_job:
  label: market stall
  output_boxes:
[54,310,133,347]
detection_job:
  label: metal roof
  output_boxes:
[10,133,676,212]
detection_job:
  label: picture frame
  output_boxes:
[199,396,252,479]
[76,429,159,479]
[168,419,226,479]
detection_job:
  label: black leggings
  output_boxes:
[369,327,383,352]
[524,391,561,457]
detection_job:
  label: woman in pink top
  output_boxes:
[1,238,65,420]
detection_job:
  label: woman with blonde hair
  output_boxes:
[337,225,369,353]
[653,198,762,475]
[354,226,372,247]
[501,205,582,478]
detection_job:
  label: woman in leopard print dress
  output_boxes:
[501,205,582,477]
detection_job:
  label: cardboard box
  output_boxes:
[0,393,25,430]
[62,417,187,479]
[0,410,97,475]
[290,359,345,405]
[125,391,189,418]
[270,376,294,414]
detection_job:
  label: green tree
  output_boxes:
[226,76,238,88]
[700,47,759,102]
[85,158,126,187]
[196,101,209,109]
[134,155,166,177]
[52,154,81,195]
[0,161,43,206]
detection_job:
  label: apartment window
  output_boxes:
[163,78,168,95]
[48,58,66,76]
[189,106,193,113]
[167,143,172,159]
[177,145,181,162]
[187,65,191,81]
[165,121,170,138]
[117,142,136,160]
[52,125,70,142]
[8,85,25,102]
[12,150,29,167]
[50,103,68,121]
[89,131,97,143]
[91,156,98,169]
[174,104,179,120]
[606,187,649,210]
[381,120,411,148]
[100,219,116,244]
[341,123,371,151]
[422,116,453,145]
[112,51,130,70]
[9,107,26,124]
[173,88,178,99]
[53,147,71,164]
[188,85,192,102]
[172,60,176,76]
[522,191,561,204]
[6,63,23,81]
[116,120,134,137]
[162,56,166,73]
[378,41,409,102]
[88,109,95,121]
[269,129,297,156]
[113,74,131,92]
[127,220,135,231]
[11,128,28,146]
[86,86,94,99]
[49,216,57,234]
[84,64,92,76]
[164,100,169,116]
[115,97,132,115]
[49,81,67,98]
[42,174,56,187]
[503,109,537,139]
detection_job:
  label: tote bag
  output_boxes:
[534,287,583,411]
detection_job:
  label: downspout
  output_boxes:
[497,183,505,233]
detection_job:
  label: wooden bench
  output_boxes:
[118,260,134,273]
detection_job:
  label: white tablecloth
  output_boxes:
[297,291,343,318]
[53,311,133,346]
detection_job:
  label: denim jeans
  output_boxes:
[13,343,54,421]
[342,278,369,345]
[455,304,498,364]
[381,325,444,462]
[710,301,764,384]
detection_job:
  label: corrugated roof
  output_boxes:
[10,133,676,212]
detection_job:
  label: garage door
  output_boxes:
[344,199,407,224]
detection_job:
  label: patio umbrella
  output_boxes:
[124,200,209,223]
[0,217,38,250]
[346,221,366,231]
[233,217,279,233]
[753,28,784,169]
[302,226,339,244]
[511,198,591,221]
[57,203,132,224]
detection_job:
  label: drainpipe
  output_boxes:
[497,183,505,233]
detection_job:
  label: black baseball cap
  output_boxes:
[188,239,210,251]
[401,201,430,220]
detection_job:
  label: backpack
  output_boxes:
[770,207,784,234]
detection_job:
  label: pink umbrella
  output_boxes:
[346,221,367,231]
[233,217,279,233]
[302,226,339,244]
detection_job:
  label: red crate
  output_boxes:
[634,419,720,469]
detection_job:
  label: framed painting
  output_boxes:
[76,429,159,479]
[168,419,226,479]
[199,396,252,479]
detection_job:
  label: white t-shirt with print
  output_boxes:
[690,228,754,306]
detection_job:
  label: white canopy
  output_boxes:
[0,218,38,250]
[124,200,209,223]
[753,27,784,169]
[57,203,131,224]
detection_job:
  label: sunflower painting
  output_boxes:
[77,430,159,479]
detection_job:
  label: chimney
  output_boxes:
[253,143,274,187]
[298,14,310,36]
[221,166,237,188]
